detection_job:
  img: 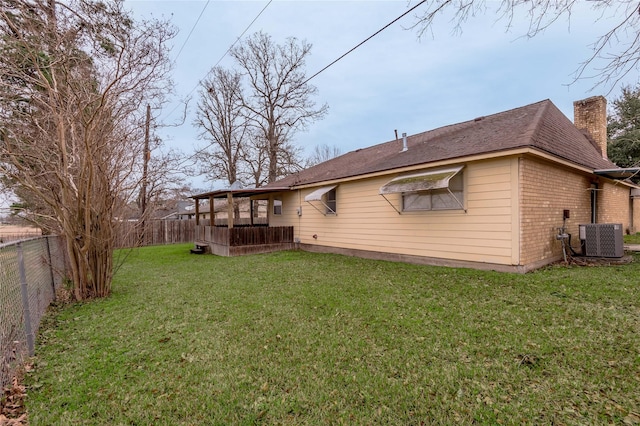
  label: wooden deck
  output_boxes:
[195,225,295,256]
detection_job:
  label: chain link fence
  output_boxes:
[0,236,69,389]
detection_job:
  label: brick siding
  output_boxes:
[520,157,593,265]
[598,181,632,232]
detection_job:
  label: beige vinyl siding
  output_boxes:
[268,192,300,229]
[291,158,518,266]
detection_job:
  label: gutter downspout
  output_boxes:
[298,189,302,244]
[591,183,598,224]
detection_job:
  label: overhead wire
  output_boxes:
[166,0,425,123]
[165,0,429,184]
[208,0,273,71]
[174,0,210,62]
[162,0,273,123]
[302,0,428,86]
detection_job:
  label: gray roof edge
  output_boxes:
[192,187,290,199]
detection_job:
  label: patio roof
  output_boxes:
[191,187,290,200]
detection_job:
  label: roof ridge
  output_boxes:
[341,99,553,156]
[266,98,619,189]
[526,99,552,142]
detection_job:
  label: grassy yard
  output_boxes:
[26,245,640,425]
[625,233,640,244]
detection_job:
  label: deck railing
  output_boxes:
[229,226,294,246]
[195,225,294,247]
[213,217,268,227]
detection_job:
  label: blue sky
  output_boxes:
[125,0,638,191]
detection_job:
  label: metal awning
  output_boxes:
[304,185,337,215]
[378,166,465,214]
[379,166,464,195]
[594,168,640,180]
[304,185,337,202]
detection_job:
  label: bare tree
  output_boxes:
[411,0,640,89]
[307,143,342,166]
[194,68,248,187]
[231,32,328,183]
[240,132,270,188]
[276,139,306,176]
[135,107,189,223]
[0,0,175,299]
[143,143,189,216]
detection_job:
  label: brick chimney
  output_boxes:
[573,96,608,159]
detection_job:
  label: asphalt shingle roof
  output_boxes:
[267,99,617,188]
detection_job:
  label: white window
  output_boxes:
[402,172,463,211]
[273,199,282,215]
[379,166,465,213]
[325,188,337,214]
[304,185,338,216]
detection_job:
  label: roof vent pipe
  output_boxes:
[401,133,408,152]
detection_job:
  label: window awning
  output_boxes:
[304,185,337,202]
[379,166,464,195]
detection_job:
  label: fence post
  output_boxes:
[16,242,35,356]
[45,236,57,301]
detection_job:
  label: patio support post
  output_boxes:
[209,196,215,225]
[268,194,273,223]
[195,199,200,225]
[227,192,234,228]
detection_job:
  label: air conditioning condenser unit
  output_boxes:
[578,223,624,258]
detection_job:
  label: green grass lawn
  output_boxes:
[625,233,640,244]
[26,245,640,425]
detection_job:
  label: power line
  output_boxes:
[174,0,210,62]
[164,0,424,124]
[209,0,273,71]
[302,0,428,86]
[162,0,273,123]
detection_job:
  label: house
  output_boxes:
[193,96,640,271]
[175,203,211,221]
[157,201,202,221]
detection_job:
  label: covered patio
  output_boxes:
[191,187,295,256]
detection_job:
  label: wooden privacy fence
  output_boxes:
[115,220,196,248]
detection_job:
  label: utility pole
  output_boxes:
[140,104,151,243]
[47,0,57,28]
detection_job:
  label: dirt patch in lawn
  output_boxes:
[555,254,635,267]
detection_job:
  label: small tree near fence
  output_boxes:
[0,0,175,299]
